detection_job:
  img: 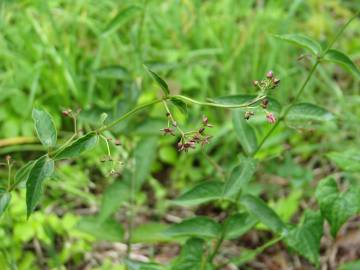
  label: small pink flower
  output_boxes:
[266,112,276,124]
[266,70,274,79]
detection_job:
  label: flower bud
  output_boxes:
[261,99,269,109]
[266,70,274,79]
[266,112,276,124]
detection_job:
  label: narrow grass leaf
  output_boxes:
[102,6,141,36]
[241,194,287,235]
[26,156,55,218]
[323,49,360,79]
[0,189,11,217]
[93,65,130,80]
[32,108,57,148]
[273,34,322,55]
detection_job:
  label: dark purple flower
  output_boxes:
[161,127,175,136]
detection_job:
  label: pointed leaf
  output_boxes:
[32,108,57,148]
[326,151,360,172]
[145,66,170,96]
[241,194,287,235]
[77,216,124,242]
[54,133,98,160]
[223,157,257,198]
[170,97,187,115]
[14,160,36,188]
[99,181,130,222]
[285,103,333,129]
[172,238,211,270]
[323,49,360,79]
[232,110,257,155]
[315,177,360,237]
[102,6,141,36]
[0,189,11,217]
[164,216,221,239]
[26,156,55,218]
[223,213,257,240]
[274,34,322,55]
[173,181,224,206]
[285,210,323,267]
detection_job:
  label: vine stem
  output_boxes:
[208,12,359,265]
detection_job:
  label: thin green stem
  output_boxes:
[162,100,185,137]
[172,94,266,109]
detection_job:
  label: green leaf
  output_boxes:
[77,216,124,242]
[134,136,158,189]
[232,110,257,155]
[172,181,224,206]
[32,108,57,148]
[93,65,130,80]
[26,156,55,218]
[125,259,166,270]
[241,194,287,235]
[14,160,36,188]
[223,213,257,240]
[54,133,98,160]
[210,95,281,113]
[315,177,360,237]
[102,6,141,36]
[171,238,211,270]
[164,216,221,239]
[285,103,333,129]
[145,66,170,96]
[326,151,360,172]
[323,49,360,79]
[99,181,130,222]
[273,34,322,55]
[0,189,11,217]
[170,97,187,115]
[285,210,323,267]
[132,222,172,243]
[223,157,257,198]
[339,260,360,270]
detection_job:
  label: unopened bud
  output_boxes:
[261,99,269,109]
[266,70,274,79]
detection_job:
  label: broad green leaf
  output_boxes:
[315,177,360,237]
[210,95,281,113]
[164,216,221,239]
[26,156,55,218]
[241,194,287,235]
[14,160,35,188]
[223,157,257,198]
[326,151,360,172]
[132,223,172,243]
[273,34,322,55]
[99,181,130,222]
[145,66,170,96]
[0,189,11,217]
[125,259,166,270]
[285,210,323,267]
[171,238,211,270]
[172,181,224,206]
[232,110,257,155]
[102,6,141,36]
[93,65,129,80]
[54,133,98,160]
[32,108,57,148]
[134,136,158,189]
[223,213,257,240]
[77,216,124,242]
[323,49,360,79]
[285,103,333,129]
[170,97,187,115]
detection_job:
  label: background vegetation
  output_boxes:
[0,0,359,269]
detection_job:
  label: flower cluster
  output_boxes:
[245,70,280,124]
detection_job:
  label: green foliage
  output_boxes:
[223,213,257,240]
[273,34,322,55]
[32,108,57,148]
[14,160,35,188]
[170,97,188,115]
[145,66,170,96]
[232,110,257,155]
[164,216,221,239]
[125,259,166,270]
[315,177,360,237]
[26,156,55,218]
[327,151,360,172]
[285,210,323,267]
[323,49,360,79]
[0,189,11,217]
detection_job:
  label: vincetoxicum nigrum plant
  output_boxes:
[0,11,359,270]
